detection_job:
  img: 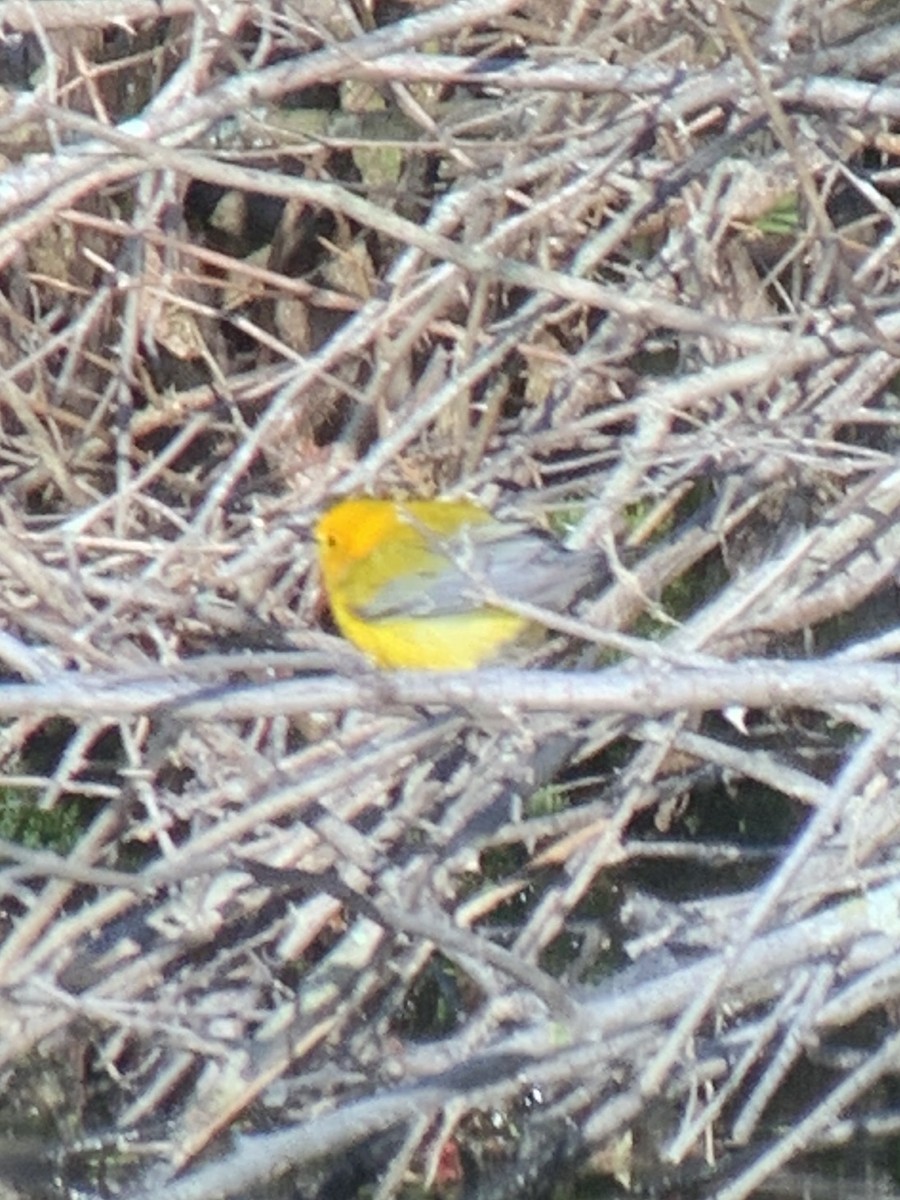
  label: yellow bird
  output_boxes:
[314,497,604,670]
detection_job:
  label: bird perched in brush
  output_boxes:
[314,496,605,669]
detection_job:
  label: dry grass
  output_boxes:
[2,1,900,1197]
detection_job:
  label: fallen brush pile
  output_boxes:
[2,2,900,1198]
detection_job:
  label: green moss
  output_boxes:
[0,788,89,853]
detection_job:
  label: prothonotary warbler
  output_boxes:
[314,496,605,670]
